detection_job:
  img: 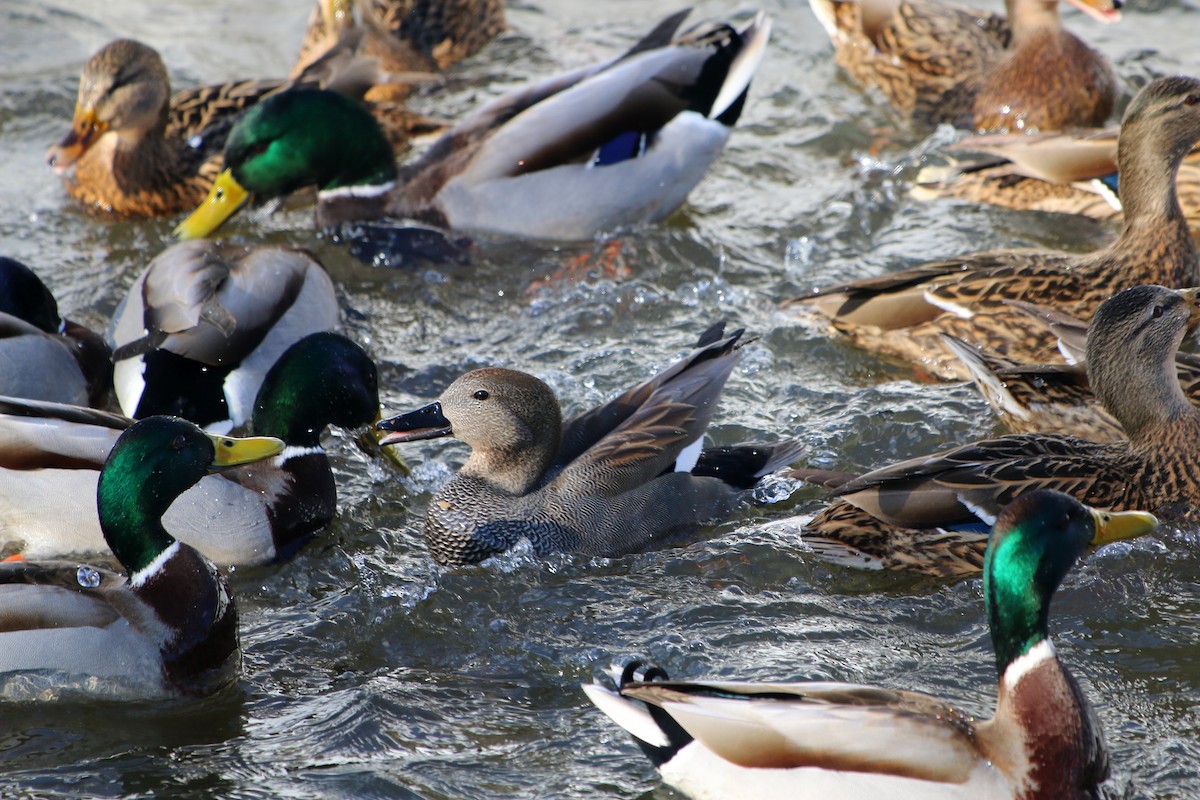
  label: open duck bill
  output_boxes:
[1065,0,1122,24]
[1088,506,1157,545]
[375,402,453,445]
[174,169,252,239]
[206,432,285,470]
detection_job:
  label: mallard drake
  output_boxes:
[786,75,1200,380]
[913,129,1200,228]
[793,284,1199,577]
[108,240,339,432]
[0,256,110,406]
[174,10,772,242]
[374,324,802,565]
[0,331,379,566]
[810,0,1118,133]
[585,490,1156,800]
[0,415,283,700]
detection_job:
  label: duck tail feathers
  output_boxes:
[583,661,692,768]
[709,12,772,124]
[693,439,805,489]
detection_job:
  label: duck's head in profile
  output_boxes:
[174,88,397,239]
[47,39,171,173]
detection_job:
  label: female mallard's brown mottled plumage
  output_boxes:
[794,285,1200,577]
[293,0,506,102]
[787,76,1200,380]
[913,128,1200,229]
[45,39,304,218]
[809,0,1118,133]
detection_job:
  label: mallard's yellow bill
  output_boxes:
[1088,507,1158,545]
[206,433,285,470]
[47,106,107,172]
[175,169,250,239]
[359,411,412,475]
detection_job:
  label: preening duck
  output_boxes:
[585,490,1156,800]
[786,75,1200,380]
[810,0,1118,132]
[108,240,339,432]
[175,10,771,243]
[375,323,802,565]
[793,284,1199,576]
[0,331,379,567]
[0,416,283,700]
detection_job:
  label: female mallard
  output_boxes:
[913,129,1200,228]
[810,0,1119,133]
[0,256,110,406]
[374,324,802,565]
[175,10,771,242]
[0,416,283,700]
[109,240,339,432]
[45,39,309,218]
[293,0,505,90]
[793,284,1200,577]
[585,490,1156,800]
[0,331,380,567]
[945,328,1200,443]
[786,75,1200,380]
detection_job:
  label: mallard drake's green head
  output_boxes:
[0,257,62,333]
[252,331,380,447]
[983,490,1156,678]
[175,88,397,239]
[98,416,284,574]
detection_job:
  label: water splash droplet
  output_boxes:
[76,566,101,588]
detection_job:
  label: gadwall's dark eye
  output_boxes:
[1185,94,1200,107]
[1152,305,1165,318]
[473,390,490,401]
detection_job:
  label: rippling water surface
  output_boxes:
[2,0,1199,797]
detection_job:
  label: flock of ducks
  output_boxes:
[3,0,1199,796]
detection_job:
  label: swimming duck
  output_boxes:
[293,0,505,92]
[794,284,1200,576]
[0,257,110,406]
[0,331,379,566]
[945,327,1200,442]
[810,0,1119,133]
[108,240,340,432]
[174,10,772,242]
[913,129,1200,229]
[374,324,802,565]
[786,75,1200,380]
[0,415,283,700]
[585,490,1156,800]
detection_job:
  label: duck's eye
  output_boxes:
[473,390,490,401]
[1152,305,1165,318]
[1185,94,1200,107]
[170,434,187,452]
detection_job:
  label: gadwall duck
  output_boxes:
[0,332,379,566]
[585,491,1155,800]
[793,285,1199,576]
[175,10,772,242]
[786,76,1200,380]
[0,416,283,700]
[810,0,1119,132]
[376,325,802,565]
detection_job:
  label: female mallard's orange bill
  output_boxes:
[174,169,251,239]
[46,106,108,173]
